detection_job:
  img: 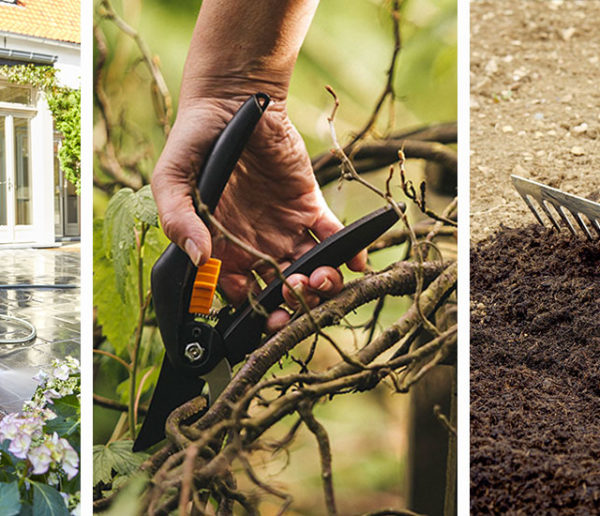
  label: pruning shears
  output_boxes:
[133,93,402,451]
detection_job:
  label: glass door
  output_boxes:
[0,115,13,242]
[53,134,80,239]
[0,114,34,244]
[14,117,32,227]
[0,116,6,229]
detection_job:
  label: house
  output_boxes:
[0,0,80,246]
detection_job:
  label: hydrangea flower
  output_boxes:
[28,443,52,475]
[8,431,31,459]
[0,413,21,440]
[60,441,79,480]
[0,357,80,485]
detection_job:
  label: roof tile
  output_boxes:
[0,0,80,44]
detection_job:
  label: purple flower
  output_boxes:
[8,431,31,459]
[28,444,52,475]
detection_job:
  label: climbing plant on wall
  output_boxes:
[0,64,81,192]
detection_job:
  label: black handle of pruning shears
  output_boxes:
[217,205,401,365]
[151,94,270,376]
[134,94,270,452]
[134,93,402,452]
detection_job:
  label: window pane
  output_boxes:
[0,83,31,104]
[14,117,31,225]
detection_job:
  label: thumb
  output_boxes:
[151,167,212,266]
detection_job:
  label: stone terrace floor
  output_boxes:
[0,245,80,414]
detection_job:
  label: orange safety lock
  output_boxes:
[188,257,222,314]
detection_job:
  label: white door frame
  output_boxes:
[0,103,37,245]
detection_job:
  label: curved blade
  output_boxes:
[133,356,207,452]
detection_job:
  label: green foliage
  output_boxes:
[94,218,138,355]
[102,185,159,300]
[46,394,81,452]
[0,358,80,515]
[31,482,69,516]
[0,64,81,191]
[47,89,81,193]
[95,185,166,354]
[0,482,20,516]
[93,440,148,486]
[94,185,168,446]
[96,473,148,516]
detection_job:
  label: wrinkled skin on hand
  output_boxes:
[151,97,366,331]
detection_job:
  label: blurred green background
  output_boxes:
[94,0,456,513]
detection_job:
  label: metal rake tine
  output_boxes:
[511,175,600,240]
[572,212,594,241]
[538,200,561,231]
[518,192,546,227]
[554,204,578,236]
[592,218,600,237]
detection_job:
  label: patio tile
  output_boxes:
[0,247,80,414]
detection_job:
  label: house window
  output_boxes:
[0,83,31,105]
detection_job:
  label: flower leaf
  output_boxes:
[31,482,69,516]
[51,394,80,420]
[0,481,20,516]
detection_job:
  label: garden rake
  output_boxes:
[511,175,600,241]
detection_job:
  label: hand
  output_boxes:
[151,96,366,332]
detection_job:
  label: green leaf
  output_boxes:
[94,219,138,355]
[93,440,148,487]
[132,185,158,227]
[31,482,68,516]
[103,188,136,300]
[45,415,79,437]
[51,394,80,419]
[45,416,80,451]
[0,481,20,516]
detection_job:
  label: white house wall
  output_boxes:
[0,32,80,89]
[30,93,54,247]
[0,31,79,247]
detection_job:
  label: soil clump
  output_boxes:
[471,224,600,514]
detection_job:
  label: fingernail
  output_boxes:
[184,238,202,266]
[317,278,332,292]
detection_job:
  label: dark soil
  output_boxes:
[470,224,600,514]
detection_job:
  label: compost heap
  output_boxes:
[471,224,600,514]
